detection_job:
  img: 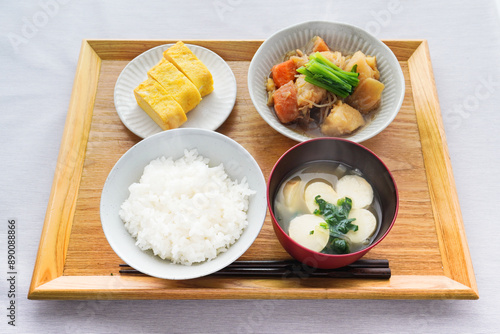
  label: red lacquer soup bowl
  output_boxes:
[267,137,398,269]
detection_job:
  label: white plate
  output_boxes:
[100,128,267,280]
[114,44,237,138]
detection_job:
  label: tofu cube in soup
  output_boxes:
[321,101,365,136]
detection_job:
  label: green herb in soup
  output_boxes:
[313,196,357,254]
[314,196,358,233]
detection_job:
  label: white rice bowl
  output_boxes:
[119,149,255,266]
[100,128,267,280]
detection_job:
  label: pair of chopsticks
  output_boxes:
[119,259,390,279]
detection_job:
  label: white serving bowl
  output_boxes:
[100,128,267,280]
[248,21,405,143]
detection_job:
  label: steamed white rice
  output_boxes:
[119,149,255,265]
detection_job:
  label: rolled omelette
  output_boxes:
[147,58,201,113]
[134,78,187,130]
[164,41,214,97]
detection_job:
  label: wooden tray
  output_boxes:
[29,39,478,300]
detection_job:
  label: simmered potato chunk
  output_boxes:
[346,78,385,114]
[320,101,365,136]
[343,51,380,82]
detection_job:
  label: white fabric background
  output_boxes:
[1,1,499,333]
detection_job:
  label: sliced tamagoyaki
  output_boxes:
[134,78,187,130]
[164,41,214,97]
[147,58,201,113]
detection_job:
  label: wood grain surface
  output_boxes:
[28,40,478,300]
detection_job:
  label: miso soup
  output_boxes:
[273,161,382,254]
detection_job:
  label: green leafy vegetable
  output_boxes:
[296,52,360,98]
[332,238,348,253]
[313,195,357,254]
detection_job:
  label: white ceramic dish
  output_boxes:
[100,128,267,280]
[248,21,405,143]
[114,44,237,139]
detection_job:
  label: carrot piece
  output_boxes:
[312,37,330,52]
[271,59,297,88]
[273,81,299,123]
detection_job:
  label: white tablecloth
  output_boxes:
[1,1,500,333]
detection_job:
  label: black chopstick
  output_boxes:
[221,259,389,269]
[118,259,391,279]
[210,267,390,279]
